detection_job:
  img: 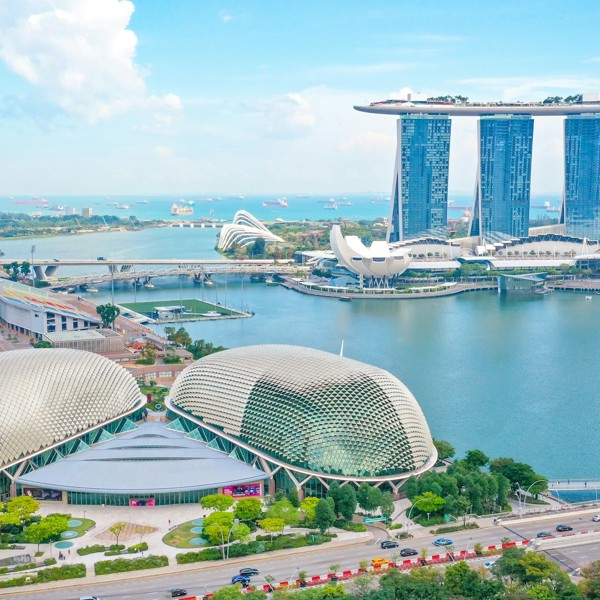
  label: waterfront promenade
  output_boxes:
[281,277,498,299]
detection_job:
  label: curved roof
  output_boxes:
[169,345,436,479]
[0,349,145,466]
[355,103,600,117]
[16,422,266,494]
[218,210,284,250]
[330,225,412,277]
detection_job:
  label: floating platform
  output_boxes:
[118,298,250,323]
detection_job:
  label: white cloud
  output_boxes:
[252,93,316,139]
[339,131,395,154]
[154,145,173,158]
[219,10,233,23]
[0,0,181,123]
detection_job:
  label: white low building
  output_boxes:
[218,210,284,251]
[330,225,412,281]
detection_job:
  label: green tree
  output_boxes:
[464,449,489,469]
[337,485,357,522]
[204,511,234,529]
[258,517,285,540]
[454,495,471,526]
[380,492,395,521]
[200,493,235,512]
[326,482,341,516]
[137,344,157,365]
[315,498,336,534]
[287,487,300,508]
[109,522,126,546]
[580,560,600,598]
[96,303,121,328]
[6,495,40,522]
[24,514,69,552]
[0,512,21,545]
[33,340,52,348]
[266,499,299,526]
[211,586,246,600]
[300,497,320,525]
[24,522,49,552]
[168,327,192,347]
[433,439,456,462]
[411,491,445,515]
[234,497,263,522]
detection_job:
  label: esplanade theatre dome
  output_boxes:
[0,349,145,467]
[168,345,437,483]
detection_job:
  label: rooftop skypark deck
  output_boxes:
[355,94,600,116]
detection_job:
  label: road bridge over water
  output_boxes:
[548,480,600,492]
[2,258,308,287]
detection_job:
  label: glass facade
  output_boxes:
[64,488,217,506]
[564,115,600,240]
[470,115,533,241]
[388,115,451,242]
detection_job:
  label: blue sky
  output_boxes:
[0,0,599,196]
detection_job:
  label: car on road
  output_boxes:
[400,548,418,557]
[371,557,389,567]
[239,568,260,576]
[556,524,573,532]
[433,538,453,547]
[168,590,188,598]
[79,596,101,600]
[593,515,600,522]
[484,560,497,570]
[536,531,552,538]
[381,540,399,549]
[231,575,251,586]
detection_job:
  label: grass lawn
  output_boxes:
[163,520,208,549]
[120,298,241,318]
[68,518,96,539]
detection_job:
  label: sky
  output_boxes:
[0,0,599,197]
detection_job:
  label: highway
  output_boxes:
[6,511,600,600]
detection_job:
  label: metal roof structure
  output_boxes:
[0,349,145,467]
[16,422,266,494]
[170,345,436,480]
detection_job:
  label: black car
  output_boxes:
[400,548,418,557]
[381,540,399,549]
[536,531,552,538]
[169,590,188,598]
[556,524,573,532]
[239,568,260,576]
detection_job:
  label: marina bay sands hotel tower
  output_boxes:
[355,93,600,243]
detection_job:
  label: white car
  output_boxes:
[592,515,600,522]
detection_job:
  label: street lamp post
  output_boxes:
[524,479,548,513]
[289,566,300,585]
[31,245,36,288]
[515,482,523,516]
[406,498,428,536]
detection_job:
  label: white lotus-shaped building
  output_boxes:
[330,225,412,278]
[218,210,284,250]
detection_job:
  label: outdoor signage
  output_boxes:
[222,483,262,498]
[129,498,155,507]
[22,487,61,501]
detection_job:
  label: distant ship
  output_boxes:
[544,201,560,213]
[137,199,149,204]
[171,202,194,216]
[180,199,195,206]
[324,200,338,210]
[262,198,288,208]
[49,205,65,211]
[116,204,130,210]
[337,200,353,206]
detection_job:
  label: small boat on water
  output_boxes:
[262,198,288,208]
[171,202,194,216]
[144,281,155,289]
[585,296,592,301]
[265,278,278,286]
[340,296,352,302]
[82,284,99,293]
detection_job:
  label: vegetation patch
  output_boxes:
[94,555,168,575]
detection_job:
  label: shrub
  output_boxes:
[94,555,168,576]
[127,542,149,553]
[0,567,7,574]
[77,544,106,556]
[0,576,29,588]
[36,563,86,582]
[431,523,479,534]
[389,524,403,530]
[43,558,57,566]
[109,544,125,551]
[342,522,367,532]
[14,562,36,572]
[104,550,122,556]
[176,547,222,564]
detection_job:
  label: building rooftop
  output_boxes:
[44,329,120,343]
[16,422,267,494]
[355,100,600,117]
